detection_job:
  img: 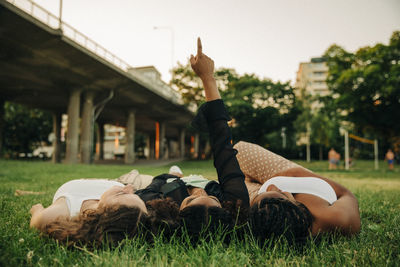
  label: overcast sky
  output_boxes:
[34,0,400,84]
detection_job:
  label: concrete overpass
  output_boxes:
[0,0,196,163]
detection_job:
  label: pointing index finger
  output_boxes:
[197,37,202,56]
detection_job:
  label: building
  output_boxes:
[294,57,330,157]
[295,57,329,97]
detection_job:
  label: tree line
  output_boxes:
[3,31,399,160]
[171,31,400,159]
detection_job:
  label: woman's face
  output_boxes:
[180,195,221,210]
[98,185,147,213]
[251,184,296,206]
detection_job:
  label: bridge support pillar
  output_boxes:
[66,89,81,163]
[160,122,166,159]
[96,122,105,160]
[180,129,185,158]
[0,99,4,158]
[194,133,199,159]
[124,110,135,164]
[80,91,95,164]
[149,134,155,159]
[52,112,62,163]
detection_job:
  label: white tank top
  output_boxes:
[53,179,124,217]
[258,176,337,204]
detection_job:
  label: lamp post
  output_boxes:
[153,26,175,70]
[59,0,63,30]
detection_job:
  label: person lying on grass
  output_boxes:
[233,141,361,243]
[131,38,250,241]
[29,179,151,246]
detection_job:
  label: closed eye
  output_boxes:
[209,196,220,203]
[185,197,195,205]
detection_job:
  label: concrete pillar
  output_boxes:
[97,122,105,160]
[180,129,185,158]
[65,89,81,163]
[160,121,166,159]
[124,110,135,164]
[150,134,155,159]
[194,133,199,159]
[80,91,95,164]
[145,134,150,159]
[0,99,4,158]
[52,112,62,163]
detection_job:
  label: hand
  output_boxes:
[190,38,220,101]
[190,38,214,81]
[30,203,44,215]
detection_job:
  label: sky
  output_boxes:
[33,0,400,84]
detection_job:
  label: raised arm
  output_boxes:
[190,38,220,101]
[191,38,249,208]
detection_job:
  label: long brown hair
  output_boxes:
[44,205,148,247]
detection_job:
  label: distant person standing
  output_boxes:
[385,149,395,170]
[335,151,341,168]
[328,148,338,170]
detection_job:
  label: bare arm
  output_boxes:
[277,167,360,235]
[30,198,69,230]
[190,38,220,101]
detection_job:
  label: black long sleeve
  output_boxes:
[192,99,249,209]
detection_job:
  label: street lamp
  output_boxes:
[59,0,63,30]
[153,26,175,70]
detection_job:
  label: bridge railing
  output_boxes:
[5,0,184,104]
[6,0,130,71]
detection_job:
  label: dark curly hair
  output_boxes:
[145,198,180,239]
[44,205,149,247]
[178,205,234,242]
[249,198,313,243]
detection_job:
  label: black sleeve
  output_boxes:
[135,174,177,202]
[192,99,249,209]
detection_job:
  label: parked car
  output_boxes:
[32,146,54,159]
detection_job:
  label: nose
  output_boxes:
[266,184,281,192]
[123,184,134,194]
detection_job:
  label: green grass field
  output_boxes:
[0,159,399,266]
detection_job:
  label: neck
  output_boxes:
[188,187,208,196]
[81,199,99,213]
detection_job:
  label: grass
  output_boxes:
[0,159,399,266]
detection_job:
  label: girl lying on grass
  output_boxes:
[30,179,149,247]
[131,38,250,241]
[234,141,361,243]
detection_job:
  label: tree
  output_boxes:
[170,62,300,155]
[3,102,52,155]
[170,61,204,108]
[221,73,297,149]
[170,61,236,109]
[323,31,400,142]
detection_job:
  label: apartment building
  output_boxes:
[295,57,329,97]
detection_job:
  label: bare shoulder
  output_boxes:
[296,194,360,236]
[30,197,70,230]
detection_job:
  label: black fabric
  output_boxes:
[191,99,231,132]
[196,99,249,208]
[135,174,187,203]
[136,99,249,209]
[160,179,189,205]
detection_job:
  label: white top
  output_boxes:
[53,179,124,217]
[167,174,210,189]
[258,176,337,204]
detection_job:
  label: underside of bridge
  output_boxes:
[0,0,198,163]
